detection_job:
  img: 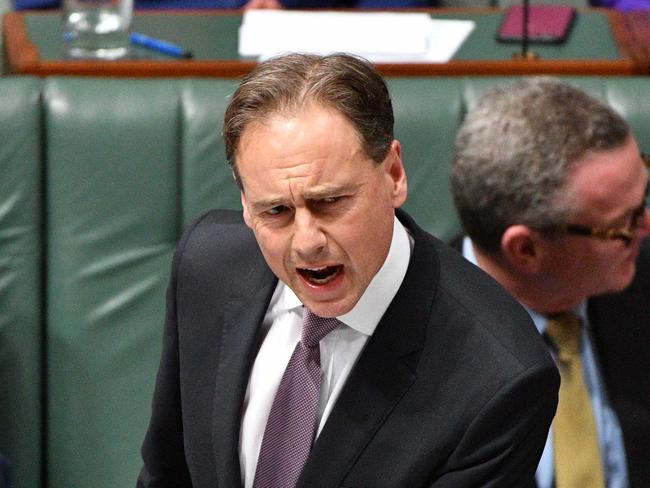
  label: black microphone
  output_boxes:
[522,0,530,59]
[514,0,538,60]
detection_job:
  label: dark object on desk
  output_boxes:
[498,4,576,44]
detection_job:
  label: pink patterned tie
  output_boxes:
[252,309,341,488]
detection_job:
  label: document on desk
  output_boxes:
[239,10,475,63]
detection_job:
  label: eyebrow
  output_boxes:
[301,182,360,200]
[249,197,287,214]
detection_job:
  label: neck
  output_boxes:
[473,244,583,316]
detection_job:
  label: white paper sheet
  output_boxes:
[239,10,475,63]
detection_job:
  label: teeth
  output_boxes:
[298,265,341,285]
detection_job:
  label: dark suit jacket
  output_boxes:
[589,238,650,488]
[138,209,559,488]
[452,236,650,488]
[0,452,11,488]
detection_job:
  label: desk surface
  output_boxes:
[3,8,648,77]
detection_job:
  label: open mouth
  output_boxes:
[297,265,343,286]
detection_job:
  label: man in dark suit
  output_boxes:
[450,77,650,488]
[137,53,559,488]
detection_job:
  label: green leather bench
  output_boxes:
[1,76,649,488]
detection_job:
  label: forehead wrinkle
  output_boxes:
[277,162,365,202]
[287,176,299,206]
[272,158,323,175]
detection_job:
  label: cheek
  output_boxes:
[610,252,637,286]
[341,210,386,246]
[348,216,394,276]
[547,245,589,281]
[581,249,632,292]
[254,228,289,264]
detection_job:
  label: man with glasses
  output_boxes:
[451,77,650,488]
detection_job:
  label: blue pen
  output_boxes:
[130,32,194,59]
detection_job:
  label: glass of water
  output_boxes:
[63,0,133,59]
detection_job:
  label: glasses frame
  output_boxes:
[560,154,650,246]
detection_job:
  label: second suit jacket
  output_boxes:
[589,238,650,488]
[138,209,559,488]
[452,235,650,488]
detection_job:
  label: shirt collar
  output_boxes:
[279,216,413,336]
[526,302,588,335]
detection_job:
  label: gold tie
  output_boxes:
[546,313,605,488]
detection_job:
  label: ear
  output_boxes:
[384,140,408,208]
[241,191,253,228]
[501,225,543,273]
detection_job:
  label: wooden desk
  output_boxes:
[3,8,649,77]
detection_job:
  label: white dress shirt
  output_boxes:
[239,217,413,488]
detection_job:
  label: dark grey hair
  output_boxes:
[451,77,630,253]
[223,53,394,189]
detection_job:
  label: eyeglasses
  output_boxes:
[561,154,650,246]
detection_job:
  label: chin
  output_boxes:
[298,290,361,318]
[304,300,355,319]
[599,270,637,296]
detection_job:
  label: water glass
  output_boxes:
[63,0,133,59]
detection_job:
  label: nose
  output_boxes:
[292,210,327,260]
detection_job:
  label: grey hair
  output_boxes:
[223,53,394,189]
[451,77,630,253]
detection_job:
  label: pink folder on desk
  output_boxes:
[497,4,576,44]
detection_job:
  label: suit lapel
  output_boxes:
[298,212,440,488]
[212,259,277,488]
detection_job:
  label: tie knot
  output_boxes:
[301,309,340,348]
[546,312,582,360]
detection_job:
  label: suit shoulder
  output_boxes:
[188,208,245,228]
[432,238,552,372]
[174,209,266,279]
[181,209,253,252]
[398,212,546,372]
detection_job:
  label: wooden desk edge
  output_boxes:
[606,8,650,70]
[3,9,648,77]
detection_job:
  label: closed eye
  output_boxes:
[321,197,341,204]
[310,196,346,211]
